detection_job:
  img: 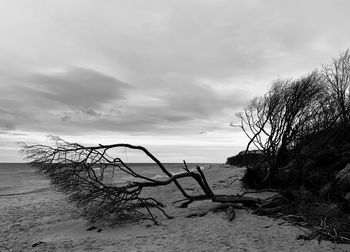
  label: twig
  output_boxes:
[183,160,190,172]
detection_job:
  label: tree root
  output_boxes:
[178,192,288,222]
[185,202,251,220]
[254,205,284,215]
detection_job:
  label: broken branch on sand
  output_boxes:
[19,136,286,224]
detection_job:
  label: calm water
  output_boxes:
[0,163,210,196]
[0,163,50,196]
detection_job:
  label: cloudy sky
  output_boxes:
[1,0,350,162]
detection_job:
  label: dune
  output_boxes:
[0,165,348,251]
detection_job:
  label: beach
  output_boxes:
[0,164,348,252]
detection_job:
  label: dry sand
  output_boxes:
[0,165,349,252]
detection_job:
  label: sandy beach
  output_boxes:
[0,164,348,252]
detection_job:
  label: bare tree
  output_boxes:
[230,50,350,244]
[322,49,350,126]
[237,72,325,183]
[19,137,284,224]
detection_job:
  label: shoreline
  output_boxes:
[0,164,347,251]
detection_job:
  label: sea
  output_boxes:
[0,163,212,197]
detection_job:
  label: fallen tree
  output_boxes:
[19,136,286,224]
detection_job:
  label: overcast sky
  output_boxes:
[1,0,350,163]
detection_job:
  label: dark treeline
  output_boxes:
[235,49,350,190]
[227,50,350,243]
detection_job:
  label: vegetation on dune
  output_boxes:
[228,49,350,243]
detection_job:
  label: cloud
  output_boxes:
[0,67,131,131]
[28,67,131,109]
[163,81,247,118]
[1,0,350,161]
[0,65,248,136]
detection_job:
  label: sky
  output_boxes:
[0,0,350,163]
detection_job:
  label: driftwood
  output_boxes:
[20,137,284,224]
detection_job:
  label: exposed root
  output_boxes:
[179,200,194,208]
[238,189,281,197]
[185,202,251,220]
[210,203,248,212]
[254,205,284,215]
